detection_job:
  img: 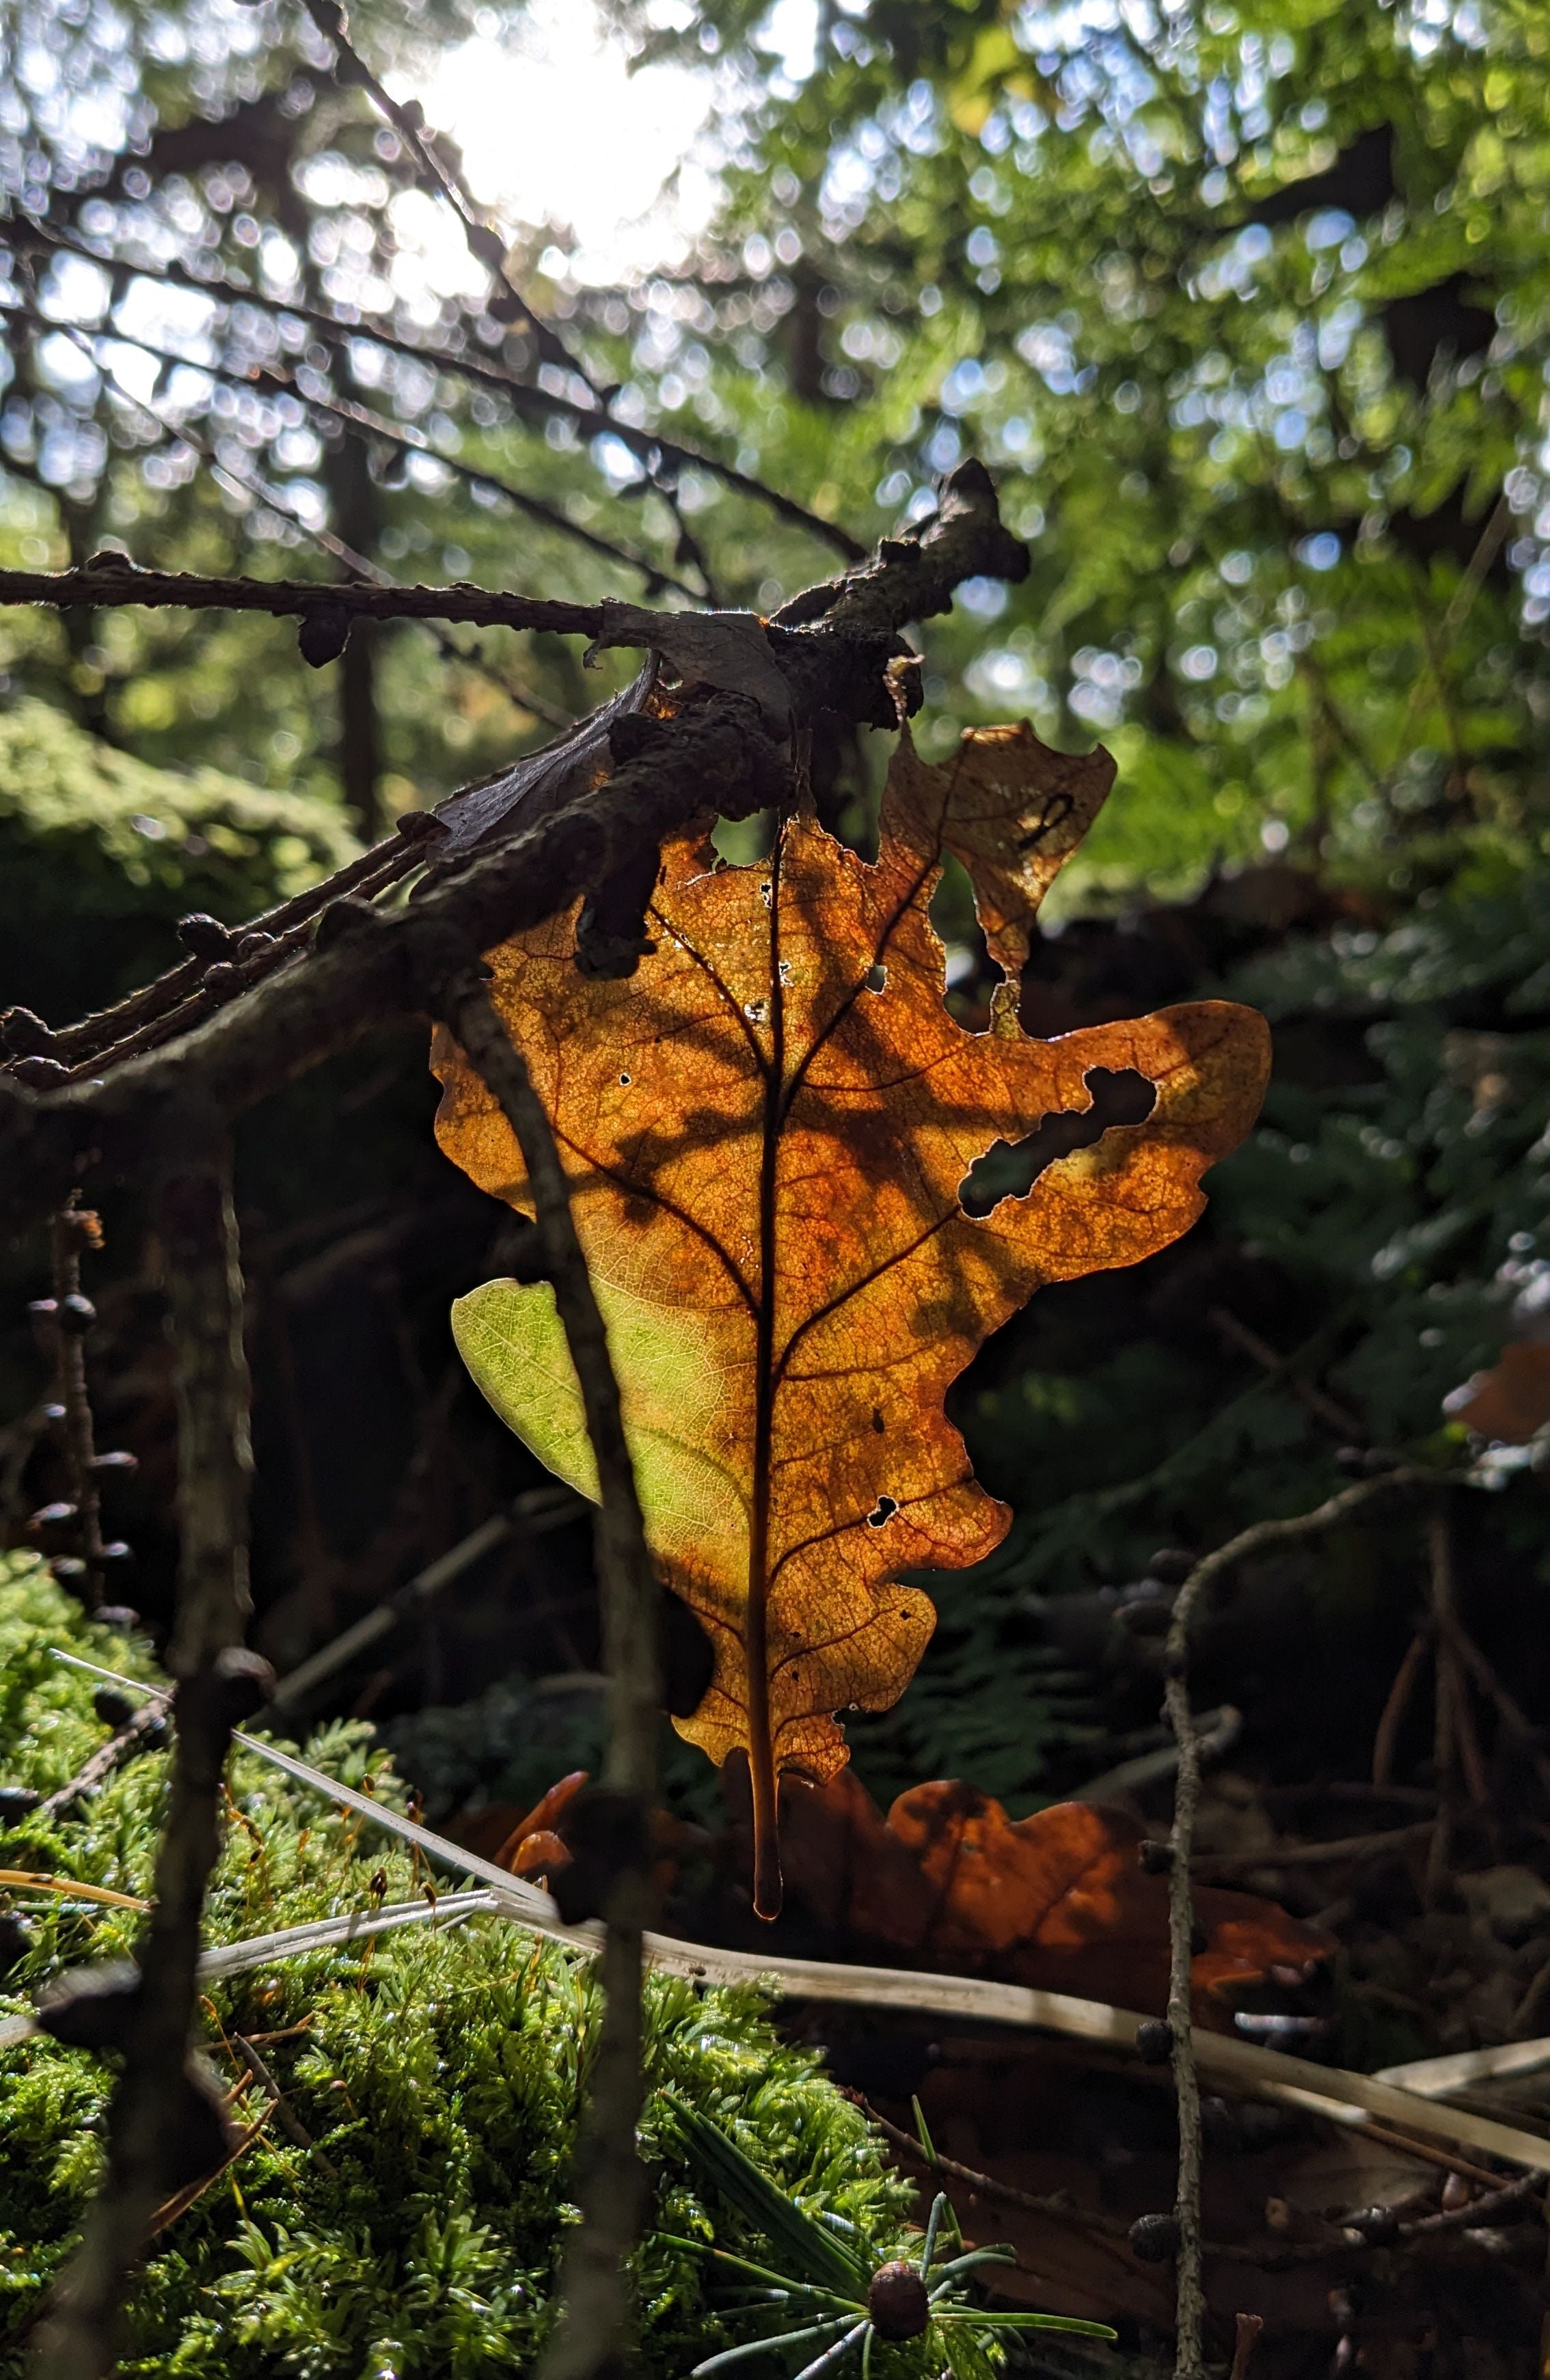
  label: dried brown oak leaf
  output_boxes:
[431,719,1270,1915]
[1446,1341,1550,1443]
[770,1768,1335,2025]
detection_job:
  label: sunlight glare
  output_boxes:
[423,0,716,287]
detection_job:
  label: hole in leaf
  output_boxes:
[618,1071,631,1086]
[866,963,888,993]
[958,1067,1158,1219]
[866,1494,899,1527]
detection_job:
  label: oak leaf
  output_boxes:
[432,718,1270,1913]
[1446,1341,1550,1444]
[772,1768,1335,2025]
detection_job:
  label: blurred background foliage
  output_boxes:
[3,0,1549,1833]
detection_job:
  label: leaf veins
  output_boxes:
[431,719,1270,1915]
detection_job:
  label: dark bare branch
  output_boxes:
[774,459,1028,633]
[0,461,1025,1232]
[0,295,699,603]
[0,560,603,635]
[44,1203,109,1610]
[296,0,601,398]
[5,219,867,560]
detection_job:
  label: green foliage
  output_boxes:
[0,1558,933,2379]
[843,853,1550,1809]
[0,698,358,1018]
[612,0,1550,887]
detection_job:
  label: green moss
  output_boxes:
[0,1558,919,2377]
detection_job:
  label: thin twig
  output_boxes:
[34,1703,165,1827]
[0,559,601,634]
[858,2099,1525,2275]
[445,985,660,2380]
[1,459,1022,1231]
[49,845,418,1088]
[1426,1503,1458,1904]
[1161,1677,1208,2377]
[33,1131,272,2380]
[298,0,601,398]
[262,1485,580,1714]
[14,832,413,1073]
[47,1637,1550,2183]
[23,310,593,720]
[1372,1630,1430,1788]
[46,1203,107,1609]
[0,296,697,603]
[8,217,867,559]
[232,2036,339,2177]
[1161,1466,1473,2380]
[1207,1303,1365,1442]
[1193,1821,1435,1875]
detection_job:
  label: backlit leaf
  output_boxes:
[433,719,1269,1913]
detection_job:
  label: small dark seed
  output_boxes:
[1135,2020,1174,2066]
[1138,1837,1173,1875]
[98,1606,143,1637]
[0,1788,41,1826]
[51,1558,87,1583]
[235,931,276,962]
[92,1686,137,1731]
[1128,2213,1180,2264]
[98,1541,133,1567]
[58,1294,96,1335]
[202,961,241,996]
[0,1007,57,1058]
[394,810,446,843]
[90,1451,139,1476]
[175,913,233,959]
[867,2262,931,2342]
[1344,2206,1401,2245]
[28,1300,59,1322]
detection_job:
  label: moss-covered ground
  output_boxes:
[0,1557,930,2379]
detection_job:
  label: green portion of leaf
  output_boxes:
[450,1275,747,1574]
